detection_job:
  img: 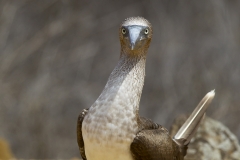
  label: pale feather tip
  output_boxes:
[207,89,215,98]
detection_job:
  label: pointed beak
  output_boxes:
[128,27,142,50]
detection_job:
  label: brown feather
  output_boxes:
[131,117,184,160]
[77,108,89,160]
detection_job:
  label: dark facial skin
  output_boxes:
[121,25,150,50]
[119,24,152,55]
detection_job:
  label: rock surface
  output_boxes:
[170,116,240,160]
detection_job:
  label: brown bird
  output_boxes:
[77,17,215,160]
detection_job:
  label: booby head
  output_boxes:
[119,17,152,54]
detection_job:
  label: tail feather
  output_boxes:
[173,90,215,151]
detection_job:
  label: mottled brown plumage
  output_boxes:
[77,16,183,160]
[78,112,183,160]
[77,17,214,160]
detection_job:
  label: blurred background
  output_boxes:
[0,0,240,159]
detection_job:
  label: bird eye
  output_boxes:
[144,29,149,34]
[122,28,126,34]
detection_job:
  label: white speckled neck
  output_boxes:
[97,53,146,112]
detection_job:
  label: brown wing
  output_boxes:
[137,116,160,130]
[77,108,89,160]
[131,117,184,160]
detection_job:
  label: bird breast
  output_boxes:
[82,99,138,160]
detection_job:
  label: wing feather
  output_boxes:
[77,108,89,160]
[131,117,183,160]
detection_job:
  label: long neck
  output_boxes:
[96,52,146,111]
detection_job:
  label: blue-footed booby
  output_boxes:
[77,17,215,160]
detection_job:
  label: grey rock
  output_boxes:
[170,116,240,160]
